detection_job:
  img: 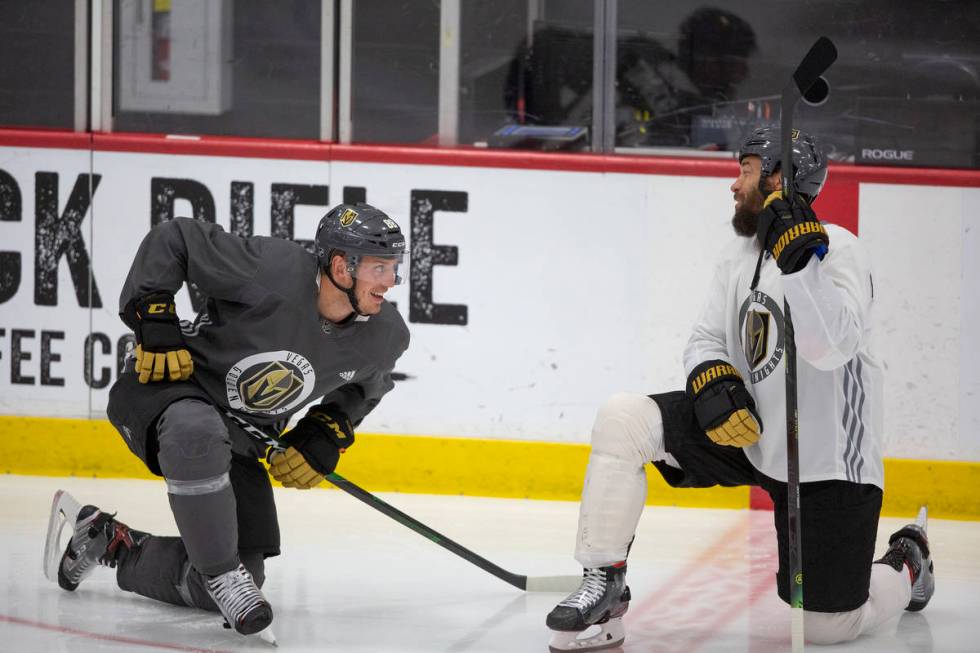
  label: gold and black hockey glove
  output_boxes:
[123,291,193,384]
[268,404,354,489]
[756,191,829,274]
[686,360,762,447]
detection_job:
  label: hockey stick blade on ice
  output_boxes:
[223,410,579,593]
[780,36,838,653]
[325,472,580,593]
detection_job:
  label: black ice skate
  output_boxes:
[206,564,274,636]
[43,489,148,591]
[546,563,630,652]
[875,506,935,612]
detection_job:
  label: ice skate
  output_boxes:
[546,563,630,652]
[875,506,935,612]
[206,563,274,636]
[43,490,148,591]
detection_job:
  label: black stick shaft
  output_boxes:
[325,472,529,590]
[780,83,805,618]
[783,303,804,613]
[220,410,532,591]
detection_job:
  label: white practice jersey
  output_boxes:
[684,224,884,488]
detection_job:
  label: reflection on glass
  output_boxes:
[114,0,321,140]
[0,0,76,129]
[615,7,756,150]
[350,0,439,144]
[616,1,980,169]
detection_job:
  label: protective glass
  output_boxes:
[349,253,409,286]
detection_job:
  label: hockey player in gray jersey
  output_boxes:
[546,126,934,651]
[43,202,410,638]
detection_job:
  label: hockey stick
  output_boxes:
[223,411,579,593]
[780,36,838,653]
[325,471,579,592]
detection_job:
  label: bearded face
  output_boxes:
[730,156,777,237]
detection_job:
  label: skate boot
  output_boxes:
[546,563,630,652]
[206,564,274,636]
[43,490,148,591]
[875,506,935,612]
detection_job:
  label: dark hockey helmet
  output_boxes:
[737,125,828,200]
[315,202,407,284]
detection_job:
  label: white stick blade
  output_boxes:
[791,606,805,652]
[915,505,928,530]
[525,575,582,593]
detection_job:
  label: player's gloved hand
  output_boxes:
[124,291,193,383]
[756,191,830,274]
[268,447,325,489]
[269,404,354,487]
[686,360,763,447]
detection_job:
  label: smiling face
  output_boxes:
[350,256,400,314]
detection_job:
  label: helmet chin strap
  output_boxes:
[325,265,369,318]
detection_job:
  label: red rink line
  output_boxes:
[0,614,235,653]
[624,513,780,652]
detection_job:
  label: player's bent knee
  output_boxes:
[804,608,862,645]
[591,393,663,464]
[156,399,232,481]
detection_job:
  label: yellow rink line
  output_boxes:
[1,415,977,520]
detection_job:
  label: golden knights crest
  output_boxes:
[743,310,770,369]
[225,351,315,415]
[339,208,358,226]
[738,290,785,384]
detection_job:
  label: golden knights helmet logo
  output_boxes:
[339,208,358,226]
[226,351,315,415]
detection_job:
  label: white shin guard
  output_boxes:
[574,393,677,568]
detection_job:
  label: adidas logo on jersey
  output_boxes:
[339,370,356,382]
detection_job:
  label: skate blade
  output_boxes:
[549,618,625,652]
[43,490,83,583]
[257,625,278,646]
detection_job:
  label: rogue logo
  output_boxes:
[861,148,914,161]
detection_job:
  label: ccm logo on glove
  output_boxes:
[268,405,355,488]
[123,291,194,384]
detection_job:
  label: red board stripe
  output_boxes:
[2,128,979,187]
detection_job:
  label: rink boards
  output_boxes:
[0,131,978,518]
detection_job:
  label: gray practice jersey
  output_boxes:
[120,218,410,433]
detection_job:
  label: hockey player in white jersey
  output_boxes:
[546,125,934,650]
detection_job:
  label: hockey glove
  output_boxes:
[269,404,354,487]
[686,360,762,447]
[268,447,325,489]
[123,291,193,383]
[756,191,829,274]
